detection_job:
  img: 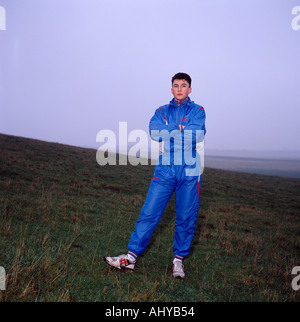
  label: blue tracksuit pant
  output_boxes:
[127,162,202,258]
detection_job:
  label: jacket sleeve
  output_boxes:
[149,107,179,142]
[184,106,206,141]
[173,106,206,151]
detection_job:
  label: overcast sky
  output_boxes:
[0,0,300,157]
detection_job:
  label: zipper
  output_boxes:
[177,102,180,128]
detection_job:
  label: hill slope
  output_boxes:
[0,133,299,302]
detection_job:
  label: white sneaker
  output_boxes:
[172,260,185,278]
[104,254,135,271]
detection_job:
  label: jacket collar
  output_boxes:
[171,96,190,107]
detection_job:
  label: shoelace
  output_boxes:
[174,261,184,271]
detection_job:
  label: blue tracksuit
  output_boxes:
[128,97,206,258]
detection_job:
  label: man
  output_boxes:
[104,73,206,278]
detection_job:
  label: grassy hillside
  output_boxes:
[0,133,299,302]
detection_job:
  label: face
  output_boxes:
[171,79,192,101]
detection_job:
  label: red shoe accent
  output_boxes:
[119,258,128,267]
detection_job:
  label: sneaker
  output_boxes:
[104,254,135,271]
[172,260,185,278]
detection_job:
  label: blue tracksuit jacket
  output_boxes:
[128,97,206,258]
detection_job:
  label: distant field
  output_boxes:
[0,133,299,302]
[205,155,300,179]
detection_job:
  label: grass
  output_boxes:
[0,133,299,302]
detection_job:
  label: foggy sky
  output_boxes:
[1,0,300,156]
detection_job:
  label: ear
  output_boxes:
[189,87,192,94]
[171,87,174,95]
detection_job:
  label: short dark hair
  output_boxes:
[172,72,192,87]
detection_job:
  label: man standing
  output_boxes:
[104,73,206,278]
